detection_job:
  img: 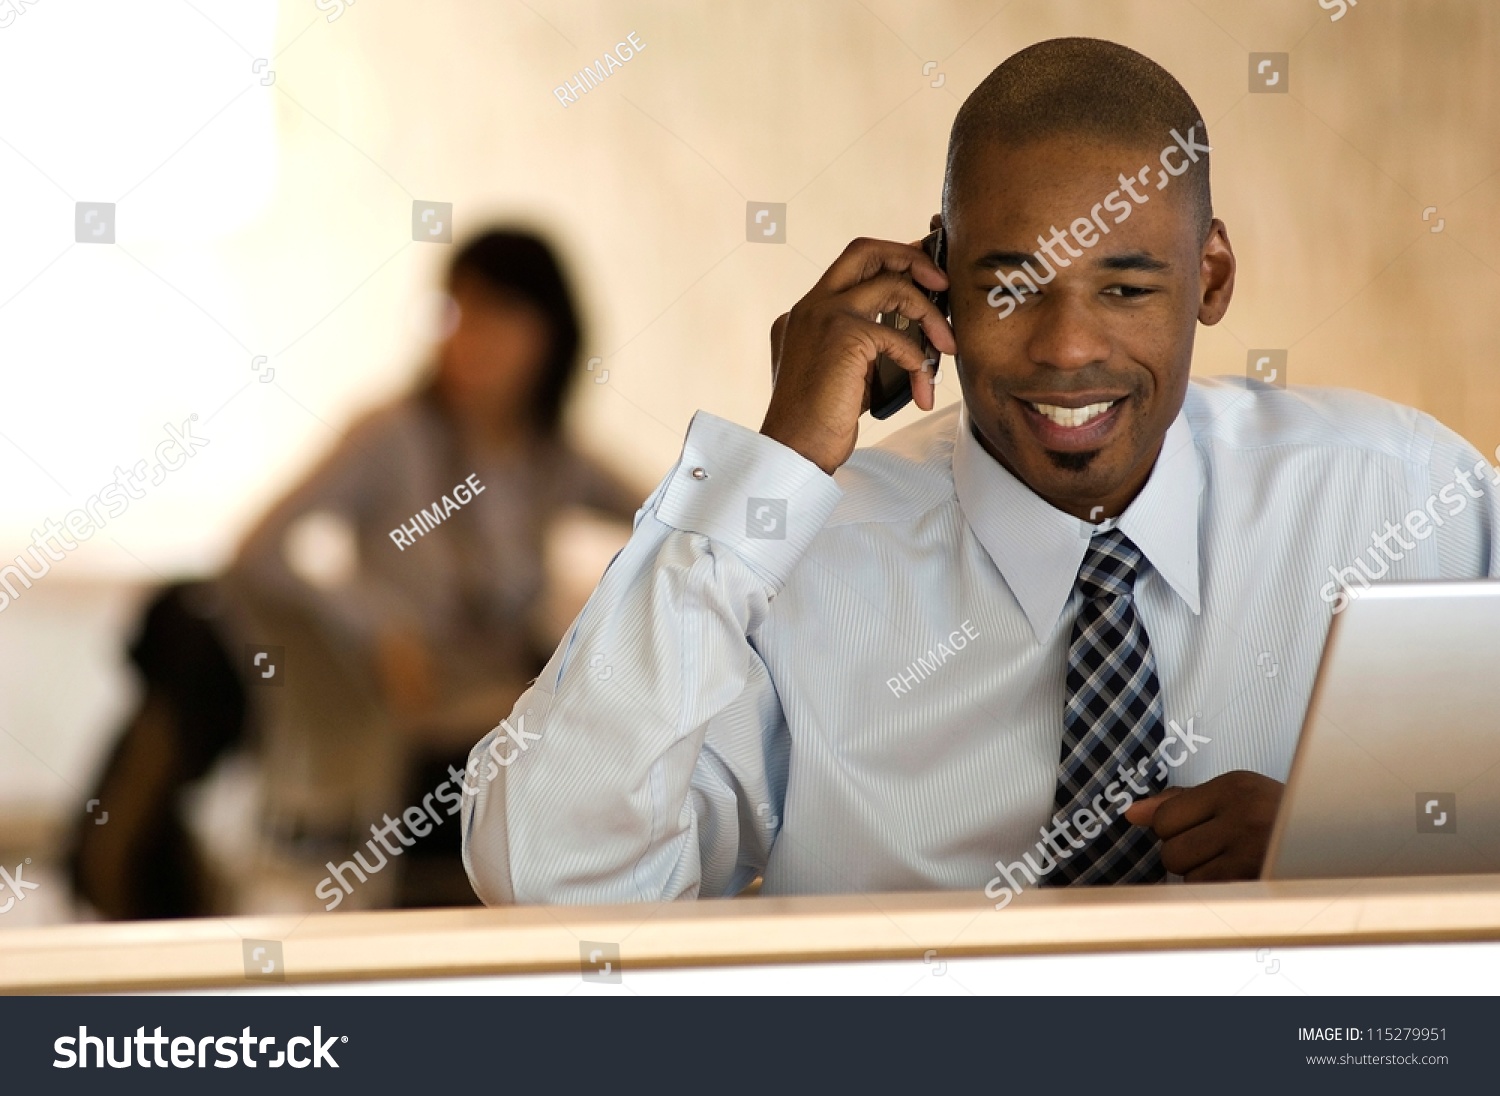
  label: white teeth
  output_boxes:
[1028,400,1118,428]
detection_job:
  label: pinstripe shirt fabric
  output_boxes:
[462,377,1500,905]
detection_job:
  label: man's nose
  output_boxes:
[1024,292,1110,372]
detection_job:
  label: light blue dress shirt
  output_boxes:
[462,378,1500,905]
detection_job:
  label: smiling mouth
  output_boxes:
[1013,394,1129,454]
[1024,399,1123,428]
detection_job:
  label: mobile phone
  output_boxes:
[868,226,948,420]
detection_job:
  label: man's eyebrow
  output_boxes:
[973,249,1172,273]
[1097,252,1171,273]
[973,250,1037,269]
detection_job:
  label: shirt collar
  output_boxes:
[951,401,1203,642]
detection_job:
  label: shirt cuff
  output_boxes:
[656,411,844,588]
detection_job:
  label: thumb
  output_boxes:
[1123,786,1184,828]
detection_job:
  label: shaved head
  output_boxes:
[943,37,1212,239]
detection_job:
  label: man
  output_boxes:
[462,38,1499,905]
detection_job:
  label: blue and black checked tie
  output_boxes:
[1045,528,1167,886]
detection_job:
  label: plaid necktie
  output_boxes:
[1045,528,1167,886]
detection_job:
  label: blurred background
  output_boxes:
[0,0,1497,927]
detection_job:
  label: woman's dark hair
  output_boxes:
[444,227,583,437]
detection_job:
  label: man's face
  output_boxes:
[945,134,1234,519]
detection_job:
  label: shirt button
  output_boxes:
[690,467,709,480]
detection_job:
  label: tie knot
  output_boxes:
[1076,528,1143,601]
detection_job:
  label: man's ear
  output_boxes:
[1197,219,1236,325]
[929,212,942,233]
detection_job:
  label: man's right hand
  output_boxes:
[761,238,954,475]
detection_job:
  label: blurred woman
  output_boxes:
[236,231,635,713]
[70,229,638,917]
[223,228,639,907]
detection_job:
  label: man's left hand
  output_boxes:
[1123,771,1284,882]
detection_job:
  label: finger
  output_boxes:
[909,352,936,412]
[818,238,949,297]
[917,309,956,358]
[1158,816,1232,878]
[848,318,940,414]
[850,317,935,381]
[840,274,956,356]
[1148,784,1220,841]
[864,329,937,413]
[1122,785,1185,827]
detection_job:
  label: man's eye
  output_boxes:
[1104,285,1155,299]
[985,285,1036,302]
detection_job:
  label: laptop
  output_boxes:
[1262,580,1500,880]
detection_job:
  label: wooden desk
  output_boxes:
[5,874,1500,993]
